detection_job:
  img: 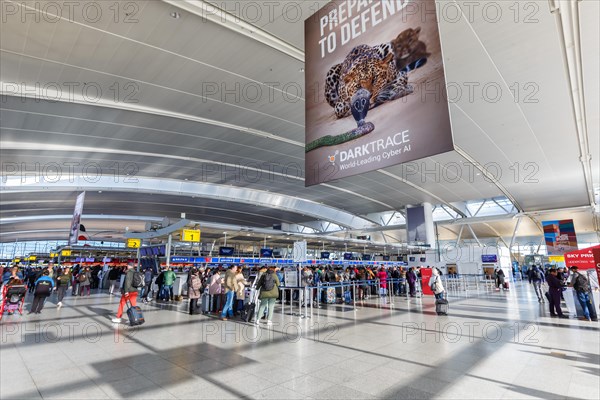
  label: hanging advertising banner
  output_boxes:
[542,219,578,255]
[67,192,86,245]
[406,205,426,243]
[304,0,453,186]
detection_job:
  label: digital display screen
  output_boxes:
[321,252,330,259]
[343,253,353,260]
[260,248,273,257]
[219,247,235,256]
[409,257,416,262]
[482,255,498,263]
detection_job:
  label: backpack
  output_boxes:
[35,280,52,295]
[78,273,87,283]
[573,273,590,293]
[314,271,321,284]
[260,273,275,291]
[429,275,437,290]
[131,271,145,288]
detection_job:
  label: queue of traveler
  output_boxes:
[1,261,597,322]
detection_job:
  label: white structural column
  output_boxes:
[406,202,436,248]
[423,202,436,249]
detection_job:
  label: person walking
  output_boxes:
[112,264,138,324]
[29,270,54,314]
[569,266,598,322]
[255,267,280,326]
[546,269,567,318]
[55,267,71,307]
[108,266,120,295]
[220,266,238,321]
[78,267,92,296]
[141,267,154,303]
[528,265,545,302]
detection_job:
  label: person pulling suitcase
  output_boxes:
[112,263,140,324]
[429,268,448,315]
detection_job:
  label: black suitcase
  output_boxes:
[189,298,200,315]
[435,298,449,315]
[126,299,145,326]
[242,302,256,322]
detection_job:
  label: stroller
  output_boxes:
[0,282,28,320]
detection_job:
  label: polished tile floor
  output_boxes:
[1,282,598,399]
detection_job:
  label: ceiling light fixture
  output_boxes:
[170,11,180,18]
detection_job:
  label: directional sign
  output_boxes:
[61,250,72,256]
[126,238,141,248]
[181,229,201,242]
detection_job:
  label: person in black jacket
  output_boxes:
[107,267,121,295]
[155,270,165,301]
[545,269,567,318]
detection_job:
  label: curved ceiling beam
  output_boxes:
[1,176,379,230]
[377,170,468,218]
[454,145,523,212]
[2,0,302,100]
[1,140,395,211]
[0,86,302,147]
[162,0,304,61]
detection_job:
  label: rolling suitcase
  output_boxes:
[325,287,336,304]
[126,299,145,326]
[242,288,259,322]
[189,298,200,315]
[344,290,352,304]
[435,298,449,315]
[503,281,510,290]
[201,292,212,314]
[242,301,256,322]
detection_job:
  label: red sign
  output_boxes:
[421,268,433,295]
[593,248,600,280]
[564,245,600,270]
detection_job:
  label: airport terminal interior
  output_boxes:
[1,0,599,399]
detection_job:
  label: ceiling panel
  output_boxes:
[1,0,597,243]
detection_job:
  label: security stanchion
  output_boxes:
[352,281,358,310]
